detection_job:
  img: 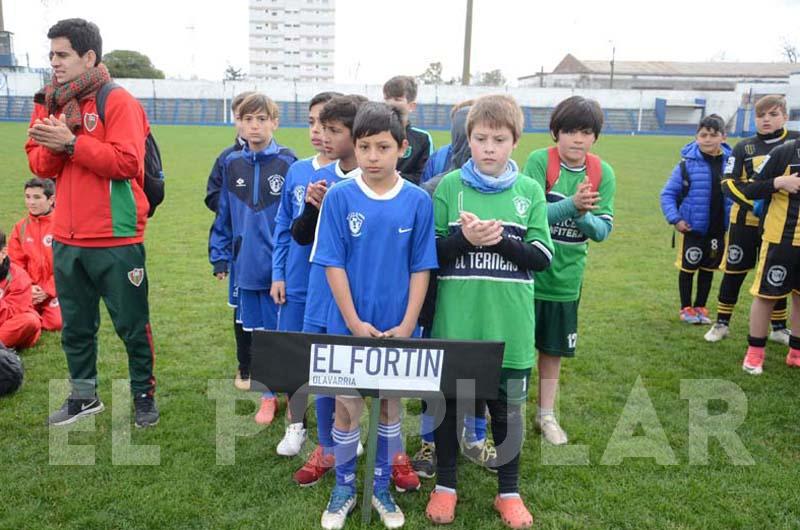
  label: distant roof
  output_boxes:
[520,53,797,79]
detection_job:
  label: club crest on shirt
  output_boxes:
[127,268,145,287]
[83,113,98,132]
[727,244,743,265]
[724,156,735,174]
[347,212,365,237]
[685,247,703,265]
[235,178,246,187]
[42,234,53,247]
[268,174,285,195]
[744,143,756,156]
[512,196,531,217]
[292,185,305,207]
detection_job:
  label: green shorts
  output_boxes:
[534,299,579,358]
[498,368,531,405]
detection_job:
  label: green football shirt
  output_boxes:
[431,170,553,370]
[522,148,616,302]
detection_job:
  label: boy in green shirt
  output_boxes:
[521,96,616,445]
[426,94,553,529]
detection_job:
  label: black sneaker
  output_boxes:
[411,440,436,478]
[134,393,160,428]
[47,395,105,426]
[460,435,498,473]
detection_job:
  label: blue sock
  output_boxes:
[316,395,336,455]
[332,426,359,493]
[464,414,486,444]
[420,412,435,443]
[262,391,275,399]
[376,422,401,492]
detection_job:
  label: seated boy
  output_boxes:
[209,93,297,421]
[313,101,438,530]
[0,229,42,351]
[706,95,800,343]
[383,75,434,184]
[734,138,800,374]
[8,178,62,331]
[660,114,732,325]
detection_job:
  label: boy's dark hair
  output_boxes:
[319,94,368,131]
[47,18,102,66]
[309,91,343,110]
[755,95,787,117]
[383,76,418,102]
[0,229,5,249]
[352,102,406,146]
[231,91,255,114]
[697,114,725,134]
[238,93,280,120]
[24,178,55,198]
[549,96,604,140]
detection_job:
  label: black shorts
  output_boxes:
[675,232,724,272]
[723,222,760,273]
[750,242,800,298]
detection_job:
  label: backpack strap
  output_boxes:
[546,146,604,192]
[678,159,690,204]
[95,82,121,124]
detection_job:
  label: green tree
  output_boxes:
[224,66,245,81]
[478,69,506,87]
[103,50,165,79]
[417,61,443,85]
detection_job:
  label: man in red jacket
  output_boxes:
[0,230,43,351]
[24,18,158,428]
[8,178,62,331]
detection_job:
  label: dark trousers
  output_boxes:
[433,397,523,494]
[54,242,155,398]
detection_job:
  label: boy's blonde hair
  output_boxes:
[466,95,524,142]
[231,91,255,113]
[238,93,280,121]
[754,95,787,117]
[451,99,475,119]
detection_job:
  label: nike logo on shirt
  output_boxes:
[398,228,413,234]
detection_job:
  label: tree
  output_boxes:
[781,40,798,63]
[224,66,245,81]
[417,61,443,85]
[477,69,506,87]
[103,50,165,79]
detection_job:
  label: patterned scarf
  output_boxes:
[34,64,111,132]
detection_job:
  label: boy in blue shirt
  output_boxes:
[313,102,438,530]
[289,94,369,486]
[271,91,341,456]
[209,93,296,424]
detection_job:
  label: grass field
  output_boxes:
[1,122,798,529]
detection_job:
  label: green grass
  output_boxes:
[1,123,798,529]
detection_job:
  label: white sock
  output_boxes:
[435,485,456,495]
[537,407,554,419]
[499,492,520,499]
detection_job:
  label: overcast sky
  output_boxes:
[4,0,799,84]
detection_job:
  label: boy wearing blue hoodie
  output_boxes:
[660,114,731,324]
[209,93,297,424]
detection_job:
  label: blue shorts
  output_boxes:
[278,299,306,332]
[236,288,278,331]
[227,266,238,307]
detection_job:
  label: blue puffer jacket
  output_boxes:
[660,141,733,236]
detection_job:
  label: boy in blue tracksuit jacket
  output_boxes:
[209,93,296,425]
[660,114,732,324]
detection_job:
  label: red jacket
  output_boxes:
[8,211,57,299]
[24,87,150,247]
[0,263,39,324]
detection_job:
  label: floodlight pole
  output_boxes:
[461,0,473,86]
[609,41,616,89]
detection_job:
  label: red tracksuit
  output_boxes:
[8,211,62,330]
[0,262,43,350]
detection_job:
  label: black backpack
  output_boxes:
[0,346,23,397]
[96,82,165,218]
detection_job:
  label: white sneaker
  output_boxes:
[536,414,568,445]
[372,490,405,529]
[769,328,791,346]
[357,440,364,457]
[276,422,306,456]
[704,323,730,342]
[321,486,357,530]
